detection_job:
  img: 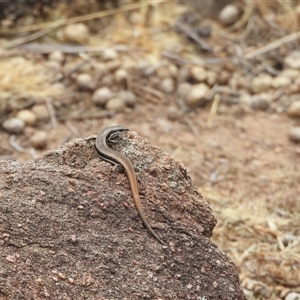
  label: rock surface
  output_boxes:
[0,130,246,300]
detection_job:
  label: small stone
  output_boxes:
[219,4,241,26]
[281,69,299,80]
[2,118,25,133]
[159,77,175,93]
[272,76,291,88]
[48,50,65,65]
[102,49,118,61]
[114,69,128,84]
[119,91,136,107]
[44,60,61,71]
[92,87,114,106]
[178,82,192,97]
[16,110,37,126]
[288,127,300,143]
[284,51,300,69]
[251,94,271,110]
[106,61,121,72]
[206,71,218,86]
[31,104,49,121]
[251,74,273,93]
[129,11,144,25]
[167,106,182,121]
[30,131,48,149]
[105,97,126,112]
[63,23,89,44]
[190,66,207,82]
[287,101,300,117]
[76,73,94,90]
[285,292,300,300]
[185,83,210,107]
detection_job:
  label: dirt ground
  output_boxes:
[1,1,300,299]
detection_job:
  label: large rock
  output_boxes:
[0,130,246,299]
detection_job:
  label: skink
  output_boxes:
[95,125,164,245]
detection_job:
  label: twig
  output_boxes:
[0,2,152,35]
[45,97,58,128]
[9,135,25,152]
[244,31,300,59]
[207,94,221,127]
[175,20,213,53]
[58,111,115,121]
[19,44,144,54]
[3,19,65,49]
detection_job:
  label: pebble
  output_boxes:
[105,97,126,112]
[114,68,128,84]
[102,49,118,61]
[287,101,300,117]
[30,131,48,149]
[206,71,218,86]
[251,74,273,93]
[44,60,61,71]
[31,104,50,121]
[178,82,192,97]
[48,50,65,65]
[16,110,37,126]
[284,51,300,69]
[219,4,240,26]
[76,73,94,90]
[288,127,300,143]
[167,105,182,120]
[190,66,207,82]
[250,94,271,111]
[185,83,209,107]
[106,61,121,72]
[159,77,175,93]
[92,87,114,106]
[285,292,300,300]
[272,76,291,88]
[63,23,89,44]
[2,118,25,133]
[281,69,299,80]
[119,90,136,107]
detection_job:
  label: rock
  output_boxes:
[280,69,299,80]
[288,127,300,143]
[159,77,175,93]
[272,76,291,88]
[284,51,300,69]
[251,94,272,110]
[251,74,273,93]
[178,82,192,97]
[48,50,65,65]
[185,83,210,107]
[16,110,37,126]
[219,4,241,26]
[167,105,182,120]
[0,134,246,299]
[2,118,25,133]
[30,131,48,149]
[190,66,207,82]
[105,97,126,112]
[206,71,218,86]
[102,48,118,61]
[287,101,300,117]
[119,90,136,107]
[114,68,128,84]
[76,73,94,90]
[92,87,114,106]
[31,104,50,121]
[63,23,89,44]
[285,292,300,300]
